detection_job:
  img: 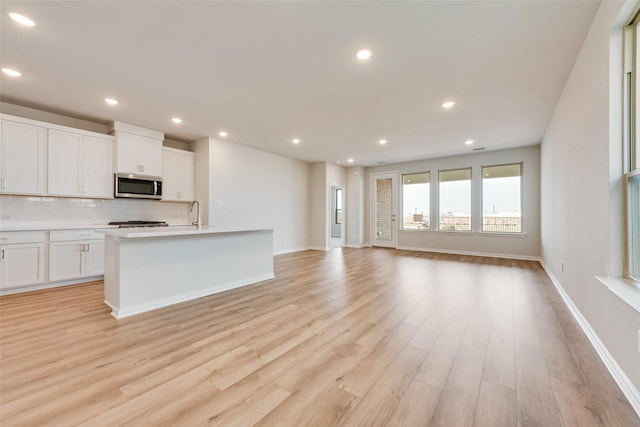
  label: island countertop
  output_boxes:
[100,225,275,318]
[96,225,273,239]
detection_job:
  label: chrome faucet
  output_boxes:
[191,200,201,229]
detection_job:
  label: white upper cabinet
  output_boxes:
[82,135,114,198]
[0,119,47,195]
[162,147,195,202]
[110,122,164,178]
[138,136,163,177]
[48,129,113,198]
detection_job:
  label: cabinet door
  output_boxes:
[84,240,105,276]
[83,136,113,198]
[138,136,162,177]
[162,149,195,201]
[48,129,82,197]
[0,120,46,195]
[115,131,139,174]
[0,243,46,289]
[49,241,84,281]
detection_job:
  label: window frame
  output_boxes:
[623,19,640,284]
[480,162,524,234]
[401,171,431,231]
[335,188,343,225]
[624,169,640,282]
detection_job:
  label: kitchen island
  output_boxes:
[97,226,274,319]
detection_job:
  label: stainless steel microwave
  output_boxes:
[114,173,162,200]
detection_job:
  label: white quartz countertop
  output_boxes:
[96,226,273,239]
[0,222,193,232]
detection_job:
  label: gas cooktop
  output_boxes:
[108,221,169,228]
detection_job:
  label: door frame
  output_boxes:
[370,171,398,248]
[329,184,346,248]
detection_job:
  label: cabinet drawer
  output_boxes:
[50,229,105,242]
[0,231,47,244]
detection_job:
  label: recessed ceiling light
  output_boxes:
[104,98,118,105]
[292,138,300,144]
[348,158,354,163]
[379,139,387,145]
[465,139,474,145]
[218,131,228,137]
[171,117,183,124]
[8,12,36,27]
[1,68,21,77]
[442,101,456,109]
[356,49,373,60]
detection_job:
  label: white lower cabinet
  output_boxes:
[0,232,47,289]
[49,230,105,282]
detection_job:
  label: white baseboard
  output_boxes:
[106,273,275,319]
[345,244,365,248]
[274,247,310,255]
[307,246,330,251]
[539,259,640,417]
[0,275,104,296]
[395,245,540,261]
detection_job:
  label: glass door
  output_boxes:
[371,172,398,248]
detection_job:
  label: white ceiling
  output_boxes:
[0,1,600,166]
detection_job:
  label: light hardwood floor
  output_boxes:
[1,248,639,426]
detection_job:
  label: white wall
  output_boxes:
[194,137,309,254]
[0,102,110,134]
[346,167,366,247]
[365,145,541,259]
[308,162,327,250]
[541,0,640,397]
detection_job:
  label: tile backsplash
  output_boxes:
[0,195,191,228]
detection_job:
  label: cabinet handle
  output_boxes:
[85,244,90,252]
[142,165,145,173]
[1,249,4,259]
[1,179,6,190]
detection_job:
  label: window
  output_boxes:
[627,171,640,281]
[402,172,430,230]
[335,188,343,224]
[624,20,640,282]
[438,168,471,231]
[482,163,522,233]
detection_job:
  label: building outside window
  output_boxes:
[482,163,522,233]
[402,172,430,230]
[438,168,471,231]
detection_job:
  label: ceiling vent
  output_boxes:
[472,147,486,151]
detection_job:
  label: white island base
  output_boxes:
[98,227,274,319]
